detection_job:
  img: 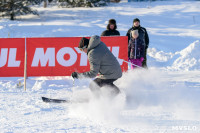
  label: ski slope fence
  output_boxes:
[0,36,128,87]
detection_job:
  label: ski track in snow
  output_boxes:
[1,0,200,132]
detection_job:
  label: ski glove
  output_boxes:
[71,72,78,79]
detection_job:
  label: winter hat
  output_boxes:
[78,37,89,49]
[109,19,116,25]
[107,19,117,30]
[133,18,140,23]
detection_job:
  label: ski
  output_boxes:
[42,97,68,103]
[42,97,89,103]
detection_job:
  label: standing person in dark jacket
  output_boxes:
[126,18,149,68]
[101,19,120,36]
[71,35,122,98]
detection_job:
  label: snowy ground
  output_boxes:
[1,0,200,132]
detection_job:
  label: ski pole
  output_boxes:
[72,68,79,87]
[123,59,144,69]
[116,57,145,69]
[72,78,75,87]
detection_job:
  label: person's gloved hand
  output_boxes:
[71,72,78,79]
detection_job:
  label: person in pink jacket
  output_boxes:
[128,30,145,69]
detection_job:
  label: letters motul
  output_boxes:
[31,47,122,67]
[0,48,21,67]
[0,38,25,77]
[0,47,121,67]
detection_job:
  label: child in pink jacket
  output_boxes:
[128,30,145,69]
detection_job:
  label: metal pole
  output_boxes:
[72,78,75,87]
[116,57,144,69]
[122,59,144,69]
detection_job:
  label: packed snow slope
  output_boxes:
[1,0,200,132]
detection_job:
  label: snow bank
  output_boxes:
[148,40,200,71]
[148,48,174,62]
[170,40,200,71]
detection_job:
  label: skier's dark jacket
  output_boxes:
[78,35,122,79]
[126,26,149,49]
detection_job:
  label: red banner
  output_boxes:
[0,38,25,77]
[27,36,128,76]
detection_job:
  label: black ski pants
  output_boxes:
[89,78,120,97]
[142,48,148,68]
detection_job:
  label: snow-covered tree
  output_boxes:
[58,0,110,7]
[0,0,38,20]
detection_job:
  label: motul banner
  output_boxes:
[0,38,25,77]
[27,37,128,76]
[0,37,127,77]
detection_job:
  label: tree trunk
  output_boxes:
[10,13,14,20]
[44,0,47,8]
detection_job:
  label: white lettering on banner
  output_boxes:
[0,48,8,67]
[8,48,21,67]
[108,47,123,65]
[0,48,21,67]
[74,47,87,66]
[32,48,55,67]
[57,47,77,67]
[112,47,123,65]
[31,46,121,67]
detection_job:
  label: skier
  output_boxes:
[71,35,122,97]
[128,30,145,69]
[126,18,149,68]
[101,19,120,36]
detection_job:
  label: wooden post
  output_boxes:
[24,39,27,91]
